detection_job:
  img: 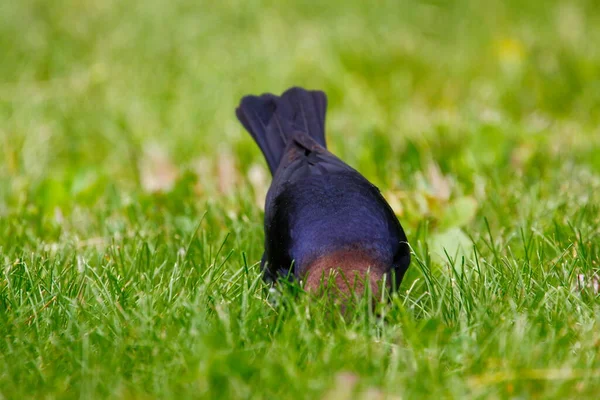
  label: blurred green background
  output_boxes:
[1,0,600,398]
[2,0,599,206]
[3,0,600,258]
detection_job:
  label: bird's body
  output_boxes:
[236,87,410,296]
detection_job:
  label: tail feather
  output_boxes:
[235,87,327,174]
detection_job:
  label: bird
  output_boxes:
[235,87,410,300]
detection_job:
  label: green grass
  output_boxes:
[2,0,600,398]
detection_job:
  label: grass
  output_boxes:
[1,0,600,398]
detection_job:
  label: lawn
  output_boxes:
[1,0,600,398]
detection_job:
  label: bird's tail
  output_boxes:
[235,87,327,174]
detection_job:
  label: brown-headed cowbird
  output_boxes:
[236,87,410,299]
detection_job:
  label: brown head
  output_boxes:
[302,248,389,304]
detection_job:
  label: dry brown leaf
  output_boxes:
[321,372,359,400]
[191,156,212,195]
[383,190,405,216]
[426,161,451,202]
[248,163,269,209]
[217,150,238,195]
[139,143,178,193]
[321,372,403,400]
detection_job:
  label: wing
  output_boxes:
[261,132,352,280]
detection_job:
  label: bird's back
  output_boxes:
[275,170,400,273]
